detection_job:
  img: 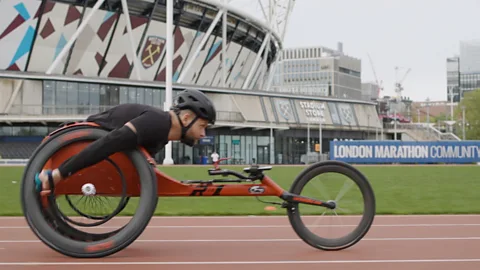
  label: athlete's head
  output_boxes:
[171,89,216,146]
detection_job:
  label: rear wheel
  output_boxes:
[58,157,130,228]
[21,126,158,258]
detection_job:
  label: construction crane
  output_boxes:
[394,66,411,100]
[367,53,384,98]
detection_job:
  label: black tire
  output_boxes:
[25,198,123,243]
[286,160,375,251]
[24,125,128,243]
[21,126,158,258]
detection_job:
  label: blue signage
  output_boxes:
[329,140,480,164]
[199,136,214,145]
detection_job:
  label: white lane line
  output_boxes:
[1,236,480,243]
[2,223,480,229]
[1,214,480,220]
[1,258,480,265]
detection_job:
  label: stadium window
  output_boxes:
[0,126,12,136]
[109,85,120,106]
[67,82,78,114]
[77,84,89,114]
[136,87,145,104]
[55,81,68,114]
[89,84,100,114]
[153,90,162,109]
[99,85,107,107]
[30,126,48,136]
[119,86,128,104]
[144,88,153,106]
[128,87,137,103]
[12,126,30,136]
[78,83,89,108]
[42,81,55,114]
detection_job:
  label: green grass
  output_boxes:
[1,164,480,216]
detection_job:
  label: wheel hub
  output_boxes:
[326,200,337,209]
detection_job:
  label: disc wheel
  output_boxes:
[21,126,158,258]
[286,160,376,251]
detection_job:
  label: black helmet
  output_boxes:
[172,89,216,124]
[171,89,216,147]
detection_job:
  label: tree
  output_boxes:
[433,113,448,123]
[455,89,480,140]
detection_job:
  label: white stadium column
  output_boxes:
[163,0,175,165]
[222,0,228,87]
[242,33,269,89]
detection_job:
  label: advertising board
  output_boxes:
[329,140,480,164]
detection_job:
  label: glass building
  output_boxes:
[447,40,480,102]
[460,73,480,98]
[269,43,363,100]
[446,57,461,102]
[460,40,480,73]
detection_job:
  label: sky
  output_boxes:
[230,0,480,102]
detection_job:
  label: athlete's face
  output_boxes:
[181,111,208,142]
[188,118,209,140]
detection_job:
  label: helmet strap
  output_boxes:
[175,111,199,146]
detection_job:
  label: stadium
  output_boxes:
[0,0,384,165]
[0,1,480,267]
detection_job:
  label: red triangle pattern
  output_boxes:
[7,63,20,71]
[123,15,148,35]
[64,5,82,26]
[0,15,25,40]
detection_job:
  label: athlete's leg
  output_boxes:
[35,122,139,192]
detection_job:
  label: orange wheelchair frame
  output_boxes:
[45,122,333,209]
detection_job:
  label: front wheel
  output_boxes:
[286,160,376,251]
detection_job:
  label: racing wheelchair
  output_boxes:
[21,122,376,258]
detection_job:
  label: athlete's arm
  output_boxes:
[57,123,138,178]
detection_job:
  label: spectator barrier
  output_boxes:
[329,140,480,164]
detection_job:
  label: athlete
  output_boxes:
[34,88,216,193]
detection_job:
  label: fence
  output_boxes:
[0,159,28,166]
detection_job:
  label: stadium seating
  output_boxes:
[0,142,40,159]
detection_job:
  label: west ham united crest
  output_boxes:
[141,36,165,69]
[276,99,292,120]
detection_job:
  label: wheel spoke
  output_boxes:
[335,179,354,203]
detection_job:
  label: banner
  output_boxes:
[199,136,214,145]
[329,140,480,164]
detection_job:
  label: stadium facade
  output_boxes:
[0,0,382,165]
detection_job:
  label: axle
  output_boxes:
[280,192,337,209]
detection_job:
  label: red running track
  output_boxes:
[0,215,479,270]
